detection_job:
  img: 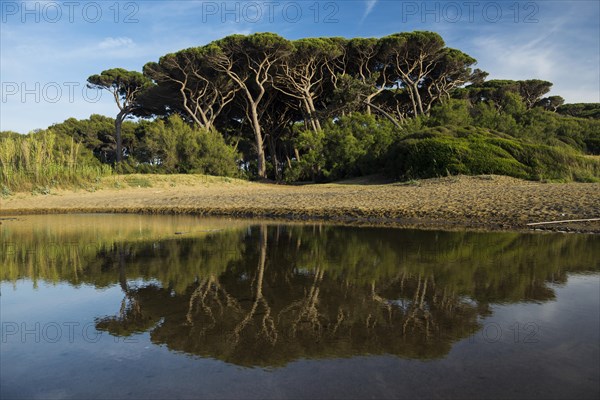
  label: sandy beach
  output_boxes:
[1,174,599,233]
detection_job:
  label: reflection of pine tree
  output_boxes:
[230,225,278,346]
[279,266,326,338]
[186,275,242,336]
[5,221,599,367]
[96,244,150,336]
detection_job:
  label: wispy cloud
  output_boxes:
[1,0,598,132]
[471,30,600,103]
[98,37,135,50]
[472,35,555,78]
[362,0,378,21]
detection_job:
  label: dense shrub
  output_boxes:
[6,94,600,185]
[557,103,600,119]
[427,99,472,127]
[137,115,240,177]
[50,114,137,164]
[385,126,600,182]
[288,113,399,182]
[471,100,520,135]
[515,108,600,154]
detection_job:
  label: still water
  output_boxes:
[1,214,598,399]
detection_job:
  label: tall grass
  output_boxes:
[0,130,111,193]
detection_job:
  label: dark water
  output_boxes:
[1,214,599,399]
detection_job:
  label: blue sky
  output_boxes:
[1,0,599,133]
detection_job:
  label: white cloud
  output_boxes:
[98,37,135,50]
[2,0,598,133]
[0,21,255,132]
[472,35,555,79]
[470,27,600,103]
[362,0,378,21]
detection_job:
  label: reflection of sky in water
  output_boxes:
[2,275,598,399]
[1,215,598,399]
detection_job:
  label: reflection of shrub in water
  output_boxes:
[3,222,598,298]
[91,225,599,367]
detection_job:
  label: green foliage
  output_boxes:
[0,130,111,192]
[50,114,137,163]
[557,103,600,119]
[7,32,600,184]
[87,68,151,94]
[516,107,600,154]
[535,96,564,112]
[464,79,552,110]
[327,74,373,116]
[427,99,472,126]
[289,113,398,182]
[286,128,326,182]
[140,115,240,176]
[282,102,600,183]
[385,126,600,182]
[471,100,520,134]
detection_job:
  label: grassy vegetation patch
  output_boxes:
[0,131,112,193]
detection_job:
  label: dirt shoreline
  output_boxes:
[2,175,599,233]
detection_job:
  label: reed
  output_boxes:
[0,130,112,193]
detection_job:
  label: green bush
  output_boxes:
[385,126,600,182]
[471,101,520,135]
[50,114,137,164]
[514,107,600,153]
[289,113,399,182]
[427,99,472,127]
[557,103,600,119]
[140,115,240,177]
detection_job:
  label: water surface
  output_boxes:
[1,215,599,399]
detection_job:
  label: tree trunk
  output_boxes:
[249,104,267,179]
[118,245,128,294]
[406,86,419,117]
[303,98,318,133]
[267,134,281,182]
[365,101,401,128]
[114,111,125,163]
[365,93,377,115]
[306,96,322,132]
[413,83,425,115]
[366,93,376,115]
[365,88,386,116]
